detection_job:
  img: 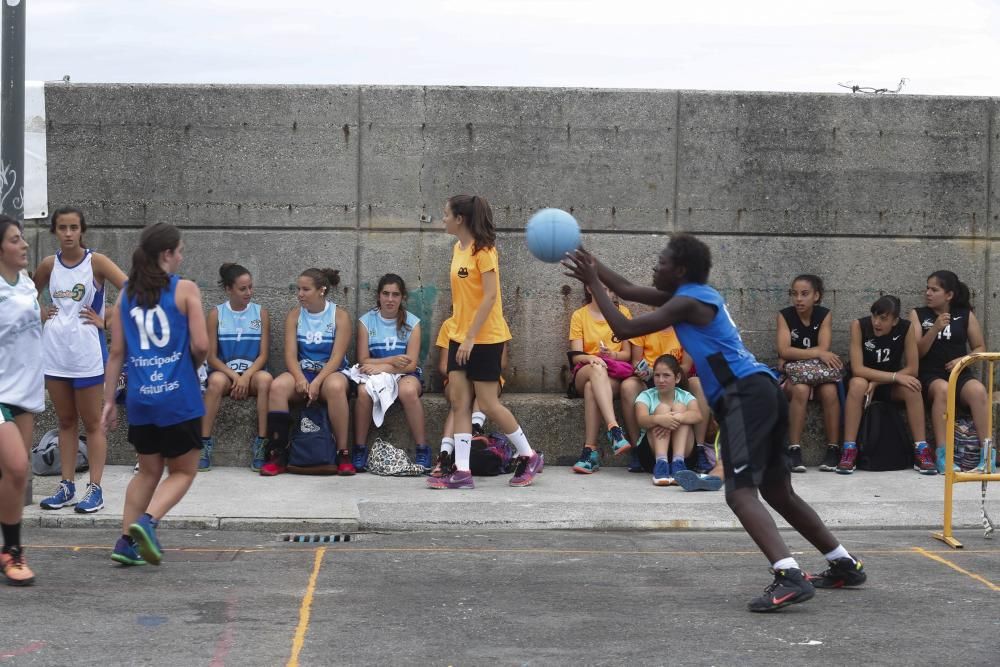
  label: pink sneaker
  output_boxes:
[426,469,475,489]
[509,451,544,487]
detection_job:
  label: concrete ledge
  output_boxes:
[35,392,841,468]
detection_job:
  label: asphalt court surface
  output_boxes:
[2,529,998,666]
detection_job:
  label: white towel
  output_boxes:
[366,372,403,427]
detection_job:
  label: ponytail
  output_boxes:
[127,223,180,309]
[301,267,340,299]
[218,262,251,289]
[870,295,901,318]
[928,270,972,311]
[447,194,496,254]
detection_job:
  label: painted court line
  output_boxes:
[287,547,326,667]
[912,547,1000,592]
[25,543,1000,557]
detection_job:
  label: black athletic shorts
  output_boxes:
[128,418,203,459]
[919,369,973,403]
[446,340,505,382]
[715,373,790,492]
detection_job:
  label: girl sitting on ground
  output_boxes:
[633,355,704,487]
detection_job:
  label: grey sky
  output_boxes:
[22,0,1000,95]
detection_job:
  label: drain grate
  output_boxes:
[279,533,359,543]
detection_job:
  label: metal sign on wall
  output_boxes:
[0,80,47,219]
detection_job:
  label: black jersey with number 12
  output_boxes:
[859,316,909,372]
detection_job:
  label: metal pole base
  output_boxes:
[931,532,964,549]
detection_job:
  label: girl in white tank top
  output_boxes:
[33,208,127,514]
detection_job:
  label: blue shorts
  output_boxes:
[46,374,105,390]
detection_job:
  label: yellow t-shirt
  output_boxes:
[435,317,455,349]
[630,327,684,367]
[449,241,512,345]
[569,304,633,355]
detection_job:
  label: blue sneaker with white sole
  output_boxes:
[198,438,214,471]
[250,436,267,472]
[652,459,672,486]
[111,536,146,566]
[74,482,104,513]
[129,514,163,566]
[40,480,77,510]
[674,468,724,492]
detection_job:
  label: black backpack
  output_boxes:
[469,434,517,476]
[288,405,337,470]
[857,401,912,471]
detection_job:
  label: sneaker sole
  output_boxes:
[111,553,147,567]
[914,466,939,475]
[748,588,814,612]
[426,482,475,490]
[74,503,104,514]
[572,465,598,474]
[128,524,163,566]
[818,465,837,472]
[3,572,35,586]
[791,467,807,473]
[652,478,672,486]
[835,468,855,475]
[674,469,723,492]
[197,466,212,472]
[39,500,77,510]
[811,575,867,589]
[612,443,633,456]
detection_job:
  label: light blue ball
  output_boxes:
[525,208,581,263]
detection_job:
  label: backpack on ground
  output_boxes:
[287,405,338,474]
[367,438,427,476]
[469,433,517,476]
[857,401,912,471]
[31,429,89,476]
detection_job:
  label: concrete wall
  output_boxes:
[38,84,999,392]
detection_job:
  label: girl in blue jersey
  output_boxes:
[262,268,352,476]
[776,275,842,473]
[102,223,208,567]
[33,207,127,514]
[352,273,428,471]
[200,263,273,472]
[565,233,865,613]
[0,216,44,585]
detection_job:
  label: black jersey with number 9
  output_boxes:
[780,305,830,351]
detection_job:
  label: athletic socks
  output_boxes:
[672,454,685,462]
[506,427,534,457]
[772,557,800,571]
[914,440,928,449]
[471,411,487,429]
[842,441,856,449]
[454,433,472,471]
[440,437,455,455]
[1,522,21,551]
[824,545,854,563]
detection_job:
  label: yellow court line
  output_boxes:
[25,543,1000,557]
[287,547,326,667]
[912,547,1000,592]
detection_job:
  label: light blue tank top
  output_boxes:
[297,302,346,374]
[121,274,205,426]
[358,309,419,359]
[216,301,263,374]
[672,283,775,407]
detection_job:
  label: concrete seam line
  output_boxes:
[287,547,327,667]
[672,89,680,233]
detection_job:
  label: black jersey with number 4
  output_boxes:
[780,305,830,350]
[915,306,970,375]
[859,316,909,372]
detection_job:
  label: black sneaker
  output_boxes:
[809,556,867,589]
[788,446,806,473]
[818,445,840,472]
[747,568,815,612]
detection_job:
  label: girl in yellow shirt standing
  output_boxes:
[427,195,543,490]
